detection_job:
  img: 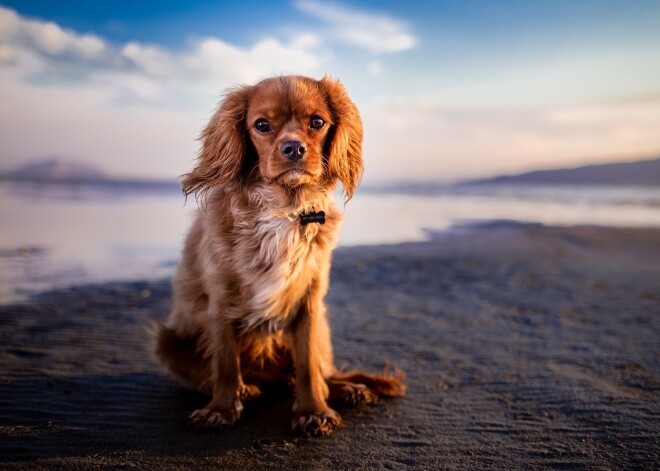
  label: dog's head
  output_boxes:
[183,75,363,201]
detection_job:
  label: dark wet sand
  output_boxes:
[1,223,658,469]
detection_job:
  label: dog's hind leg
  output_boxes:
[154,322,212,394]
[327,369,406,408]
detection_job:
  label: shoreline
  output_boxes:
[3,219,660,306]
[1,223,659,469]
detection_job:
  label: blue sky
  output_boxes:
[1,1,659,182]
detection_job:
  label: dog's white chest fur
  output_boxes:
[231,210,334,333]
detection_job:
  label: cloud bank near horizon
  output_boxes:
[1,3,659,182]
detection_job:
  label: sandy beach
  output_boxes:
[1,222,658,469]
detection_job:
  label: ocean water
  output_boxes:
[1,180,659,303]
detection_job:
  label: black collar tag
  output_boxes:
[300,210,325,225]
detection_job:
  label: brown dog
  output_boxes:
[155,75,404,436]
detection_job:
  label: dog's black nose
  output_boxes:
[280,140,306,161]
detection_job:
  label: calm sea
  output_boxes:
[1,180,659,303]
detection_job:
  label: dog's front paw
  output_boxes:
[291,407,341,437]
[188,399,243,429]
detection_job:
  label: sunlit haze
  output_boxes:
[1,1,659,183]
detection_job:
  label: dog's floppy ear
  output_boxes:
[182,85,252,200]
[320,75,363,201]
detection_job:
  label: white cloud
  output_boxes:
[120,36,322,87]
[0,7,21,40]
[2,5,657,185]
[367,60,383,75]
[122,42,174,77]
[0,6,106,60]
[294,0,416,54]
[27,22,72,55]
[0,5,322,107]
[180,37,321,85]
[361,96,660,182]
[0,68,198,178]
[0,5,328,179]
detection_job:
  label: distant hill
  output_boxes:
[0,158,179,191]
[361,156,660,195]
[1,158,108,183]
[466,157,660,187]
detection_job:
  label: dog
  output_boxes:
[155,75,405,436]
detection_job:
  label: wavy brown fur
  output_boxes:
[156,75,404,437]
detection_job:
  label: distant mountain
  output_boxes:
[466,157,660,187]
[2,158,108,182]
[0,158,180,192]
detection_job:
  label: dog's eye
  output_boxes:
[310,117,325,130]
[254,119,272,134]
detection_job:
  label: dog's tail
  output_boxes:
[152,322,211,394]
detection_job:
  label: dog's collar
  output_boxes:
[300,210,325,225]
